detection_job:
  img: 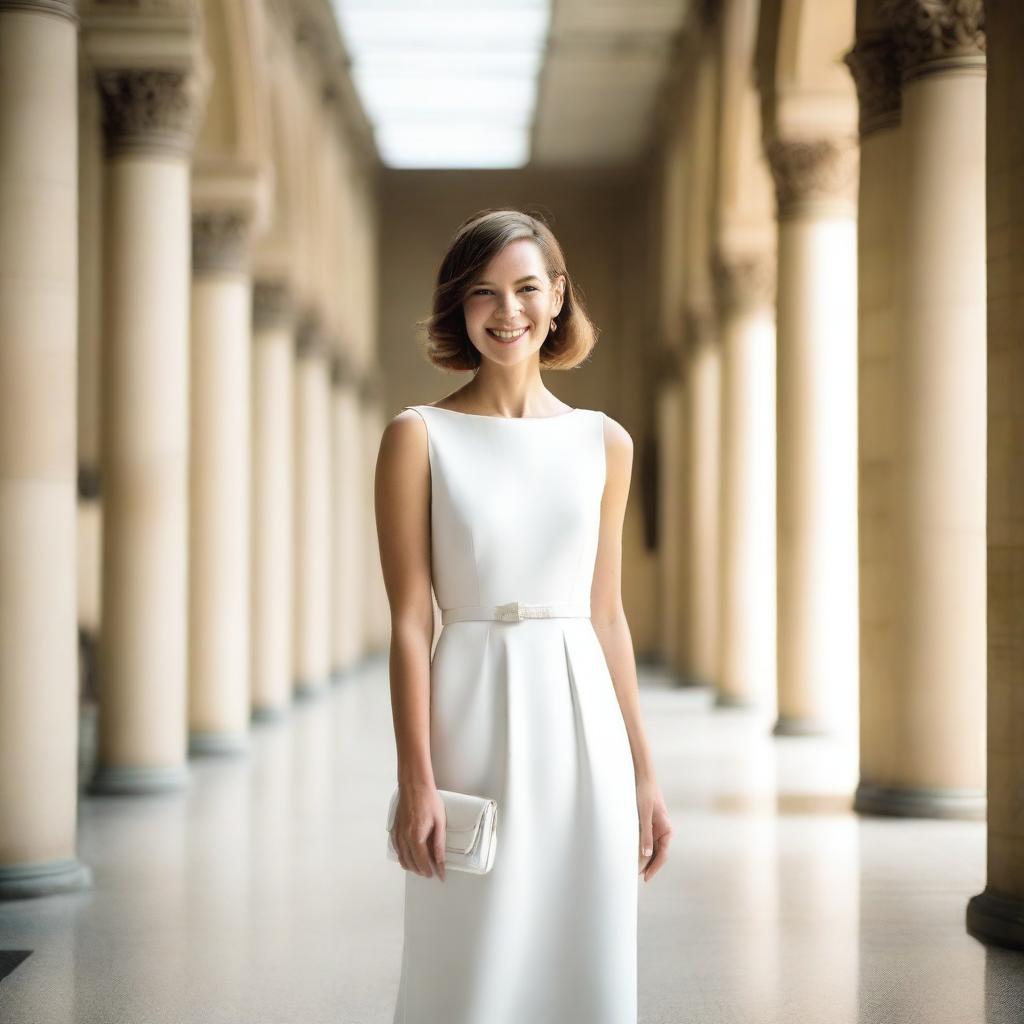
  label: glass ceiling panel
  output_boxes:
[332,0,551,169]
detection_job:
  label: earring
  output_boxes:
[550,318,558,333]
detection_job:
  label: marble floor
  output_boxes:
[0,654,1021,1023]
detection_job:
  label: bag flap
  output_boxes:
[440,789,494,854]
[385,785,496,856]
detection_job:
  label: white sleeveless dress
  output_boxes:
[391,405,640,1024]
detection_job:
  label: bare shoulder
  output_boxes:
[376,408,428,471]
[598,412,634,461]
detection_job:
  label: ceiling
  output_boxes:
[532,0,691,167]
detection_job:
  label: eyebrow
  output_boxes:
[473,276,542,286]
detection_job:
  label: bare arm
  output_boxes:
[374,409,446,880]
[590,413,673,881]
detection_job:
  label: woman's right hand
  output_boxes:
[392,782,447,881]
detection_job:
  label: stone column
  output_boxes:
[653,347,688,675]
[767,136,859,735]
[713,253,777,709]
[330,350,366,680]
[251,280,295,721]
[857,0,987,817]
[293,316,331,696]
[88,69,201,794]
[0,0,93,900]
[968,0,1024,949]
[187,211,253,755]
[77,59,104,709]
[845,29,906,812]
[358,368,390,651]
[684,310,721,689]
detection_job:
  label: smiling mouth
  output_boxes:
[487,327,529,341]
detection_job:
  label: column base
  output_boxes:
[188,731,248,756]
[714,691,759,710]
[294,678,329,701]
[0,857,94,902]
[854,782,985,820]
[87,763,189,795]
[251,704,289,724]
[677,672,715,690]
[772,715,833,737]
[966,886,1024,950]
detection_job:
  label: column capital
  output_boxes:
[883,0,986,80]
[652,345,685,386]
[95,68,203,158]
[684,304,716,351]
[295,313,328,360]
[357,365,385,406]
[712,251,776,316]
[330,350,360,388]
[252,279,295,331]
[766,135,859,220]
[192,210,251,275]
[0,0,77,20]
[844,33,903,137]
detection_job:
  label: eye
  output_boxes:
[521,285,538,292]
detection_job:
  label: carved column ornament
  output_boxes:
[767,136,860,219]
[0,0,77,20]
[358,365,385,406]
[652,345,685,387]
[845,33,903,137]
[296,315,327,360]
[95,69,202,158]
[252,279,294,331]
[883,0,986,79]
[684,304,716,351]
[191,211,251,275]
[713,252,777,315]
[330,350,360,389]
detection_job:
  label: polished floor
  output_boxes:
[0,654,1021,1023]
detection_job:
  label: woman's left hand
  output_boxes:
[636,777,672,882]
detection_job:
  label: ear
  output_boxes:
[553,275,566,317]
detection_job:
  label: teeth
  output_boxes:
[489,327,528,340]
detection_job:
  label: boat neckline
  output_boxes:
[416,405,583,422]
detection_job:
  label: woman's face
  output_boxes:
[463,238,566,366]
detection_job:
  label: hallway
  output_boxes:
[0,661,1016,1024]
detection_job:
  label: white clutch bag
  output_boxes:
[385,785,498,875]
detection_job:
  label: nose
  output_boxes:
[498,291,522,319]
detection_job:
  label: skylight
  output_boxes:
[332,1,552,169]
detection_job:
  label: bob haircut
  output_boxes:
[417,208,599,373]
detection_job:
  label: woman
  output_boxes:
[374,208,672,1024]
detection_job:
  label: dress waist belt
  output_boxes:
[440,600,591,625]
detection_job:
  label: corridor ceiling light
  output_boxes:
[332,0,551,169]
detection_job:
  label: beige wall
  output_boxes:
[377,167,658,656]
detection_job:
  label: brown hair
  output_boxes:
[417,208,599,373]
